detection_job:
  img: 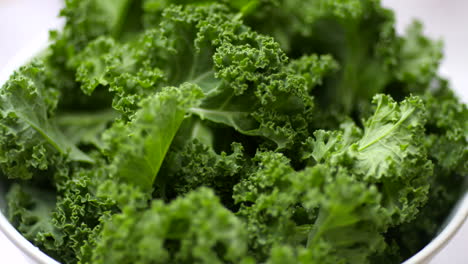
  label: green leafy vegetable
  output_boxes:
[91,187,253,264]
[0,0,466,264]
[0,62,92,180]
[102,84,203,190]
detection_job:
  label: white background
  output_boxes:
[0,0,466,263]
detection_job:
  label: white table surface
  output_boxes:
[0,0,466,263]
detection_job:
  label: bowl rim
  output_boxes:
[0,32,467,264]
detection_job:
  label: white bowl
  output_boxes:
[0,34,466,264]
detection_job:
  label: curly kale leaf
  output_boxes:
[0,62,93,179]
[47,0,142,109]
[348,95,431,225]
[238,0,395,114]
[70,36,166,115]
[302,95,431,225]
[102,84,203,190]
[56,109,118,150]
[423,84,467,175]
[190,44,335,149]
[75,4,337,148]
[161,139,246,208]
[51,167,117,264]
[234,151,388,263]
[378,84,468,262]
[241,0,443,123]
[6,164,115,264]
[90,187,253,264]
[51,0,135,59]
[393,21,443,91]
[6,184,64,260]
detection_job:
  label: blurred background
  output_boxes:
[0,0,466,263]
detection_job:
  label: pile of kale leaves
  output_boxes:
[0,0,466,263]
